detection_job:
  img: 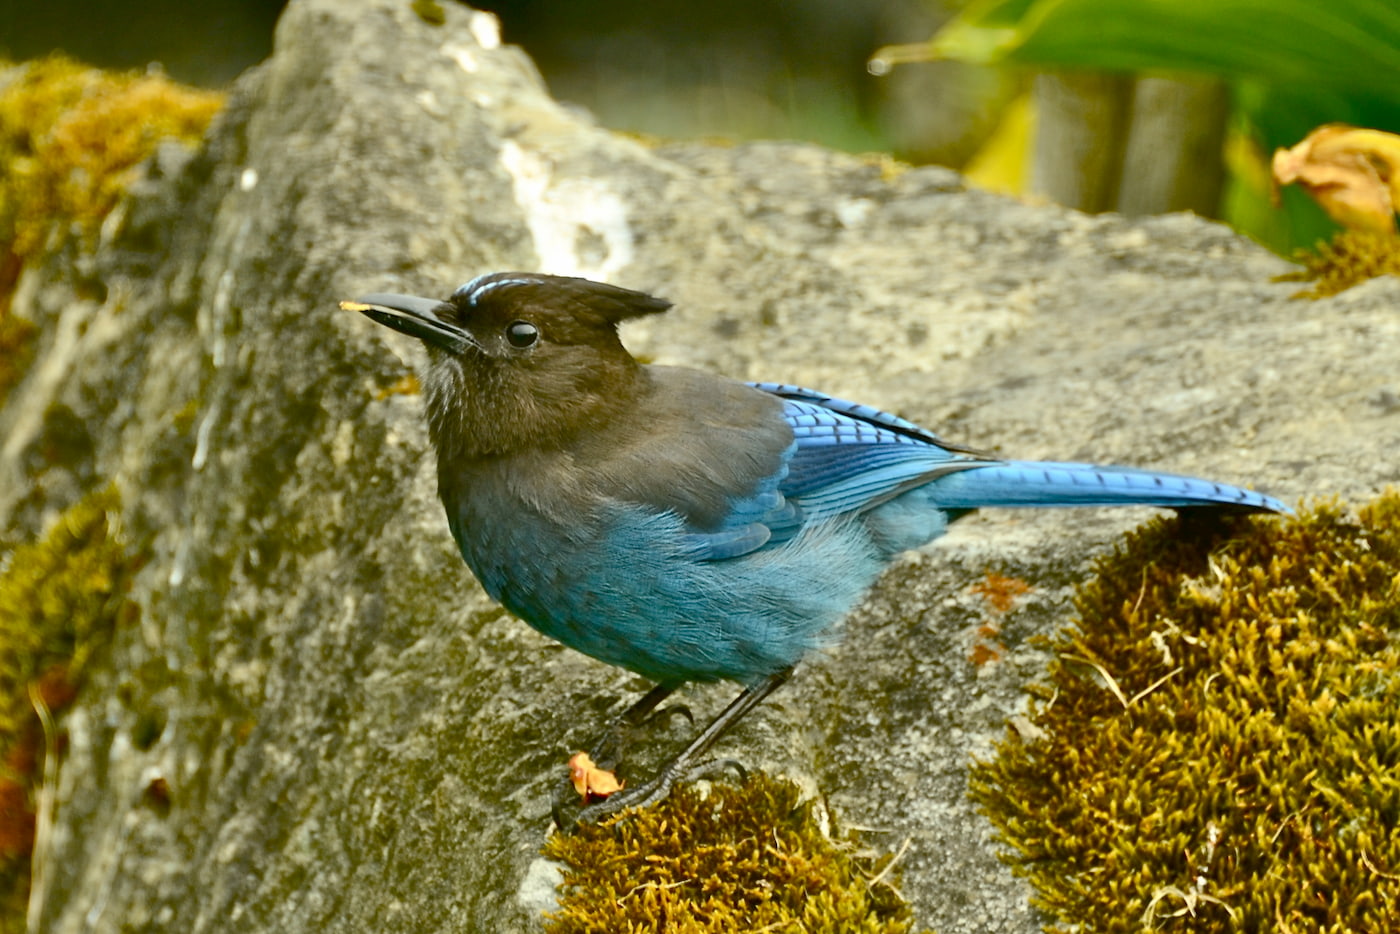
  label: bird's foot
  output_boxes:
[587,701,695,769]
[643,702,695,732]
[551,668,794,833]
[562,757,749,829]
[588,683,684,768]
[550,683,687,828]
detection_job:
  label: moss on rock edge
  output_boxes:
[0,55,223,402]
[543,773,929,933]
[972,495,1400,933]
[1277,228,1400,298]
[0,486,137,932]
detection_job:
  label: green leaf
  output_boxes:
[886,0,1400,105]
[869,0,1400,250]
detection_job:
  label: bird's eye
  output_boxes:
[505,320,538,348]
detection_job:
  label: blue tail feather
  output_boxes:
[928,460,1289,513]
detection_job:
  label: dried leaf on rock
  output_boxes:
[1272,124,1400,234]
[568,752,623,802]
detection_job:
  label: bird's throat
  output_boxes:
[423,354,646,460]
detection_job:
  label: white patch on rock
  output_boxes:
[516,858,566,915]
[498,139,634,281]
[445,43,478,74]
[468,11,501,50]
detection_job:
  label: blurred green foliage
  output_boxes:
[875,0,1400,251]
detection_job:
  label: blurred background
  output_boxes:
[4,0,1398,254]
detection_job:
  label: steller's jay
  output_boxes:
[343,272,1288,825]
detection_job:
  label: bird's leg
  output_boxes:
[565,666,795,828]
[587,681,680,769]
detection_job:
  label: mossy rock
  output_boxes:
[973,494,1400,933]
[0,55,224,402]
[0,486,136,932]
[543,773,927,933]
[1278,228,1400,298]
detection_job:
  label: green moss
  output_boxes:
[0,486,137,932]
[0,55,224,402]
[1276,228,1400,298]
[971,495,1400,933]
[411,0,447,26]
[170,398,201,433]
[543,773,928,933]
[0,313,36,411]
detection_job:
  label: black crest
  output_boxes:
[451,273,671,327]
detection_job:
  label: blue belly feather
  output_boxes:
[451,501,883,685]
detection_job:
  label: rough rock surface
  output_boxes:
[1,1,1396,932]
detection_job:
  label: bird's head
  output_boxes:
[343,272,671,458]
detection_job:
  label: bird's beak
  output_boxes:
[340,293,478,354]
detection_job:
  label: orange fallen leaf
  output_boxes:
[1272,124,1400,234]
[568,751,624,802]
[970,571,1031,613]
[970,642,1003,667]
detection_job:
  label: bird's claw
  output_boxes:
[681,756,747,784]
[556,754,753,831]
[551,669,794,833]
[571,768,676,827]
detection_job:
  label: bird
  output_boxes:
[342,271,1288,825]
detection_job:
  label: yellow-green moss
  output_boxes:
[971,496,1400,933]
[0,314,36,411]
[0,486,137,931]
[411,0,447,26]
[0,55,224,402]
[1277,228,1400,298]
[543,773,927,933]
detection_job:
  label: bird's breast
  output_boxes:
[439,474,882,684]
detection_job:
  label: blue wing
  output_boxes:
[769,398,987,522]
[746,382,972,449]
[680,382,1288,563]
[681,385,987,561]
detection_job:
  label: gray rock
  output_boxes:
[2,1,1394,932]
